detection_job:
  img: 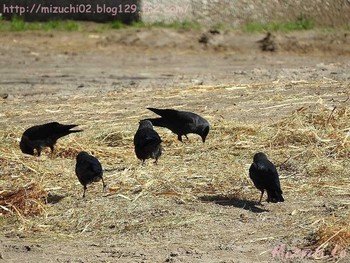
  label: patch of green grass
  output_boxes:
[106,20,201,31]
[110,20,126,29]
[10,16,26,31]
[63,20,79,31]
[0,16,204,32]
[243,17,314,33]
[41,20,60,30]
[130,20,201,30]
[157,20,201,30]
[130,21,146,28]
[211,23,227,31]
[102,20,140,30]
[0,16,80,31]
[0,16,4,30]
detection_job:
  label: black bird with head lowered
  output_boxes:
[134,120,162,164]
[145,108,210,143]
[249,152,284,205]
[75,151,106,198]
[20,122,82,156]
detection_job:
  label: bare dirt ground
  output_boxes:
[0,27,349,263]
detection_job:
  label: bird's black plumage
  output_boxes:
[249,152,284,204]
[145,107,210,143]
[75,151,106,198]
[20,122,82,156]
[133,120,162,164]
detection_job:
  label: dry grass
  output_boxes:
[0,183,47,217]
[316,218,350,251]
[271,103,349,156]
[0,81,349,257]
[305,214,350,257]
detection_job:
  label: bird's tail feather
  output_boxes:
[147,107,164,116]
[68,129,83,133]
[59,124,83,134]
[267,190,284,203]
[62,124,79,130]
[145,118,167,128]
[58,129,83,138]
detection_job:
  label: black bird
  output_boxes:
[75,151,106,198]
[134,120,162,164]
[145,107,210,143]
[20,122,82,156]
[257,32,277,52]
[249,152,284,204]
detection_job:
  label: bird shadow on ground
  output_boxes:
[46,193,65,204]
[199,195,268,213]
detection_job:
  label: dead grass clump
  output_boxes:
[0,156,8,167]
[211,122,259,151]
[220,125,257,137]
[55,147,81,159]
[305,157,345,177]
[96,131,129,147]
[0,183,48,217]
[215,122,257,138]
[270,104,349,157]
[272,128,317,146]
[308,218,350,256]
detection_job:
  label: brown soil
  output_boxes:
[0,27,349,263]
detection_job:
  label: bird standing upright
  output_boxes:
[75,151,106,198]
[134,120,162,164]
[145,108,210,143]
[249,152,284,204]
[20,122,82,156]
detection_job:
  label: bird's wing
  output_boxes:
[266,162,282,193]
[24,122,79,140]
[145,132,162,145]
[135,129,161,147]
[85,155,103,174]
[249,163,258,180]
[23,122,58,139]
[249,162,271,190]
[148,108,196,122]
[177,112,198,124]
[49,123,82,140]
[249,163,263,186]
[147,109,207,137]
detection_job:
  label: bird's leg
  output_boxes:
[258,190,264,205]
[154,158,158,165]
[177,135,183,142]
[185,134,189,140]
[101,178,107,192]
[142,160,145,166]
[36,148,41,157]
[82,186,87,198]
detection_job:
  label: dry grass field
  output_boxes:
[0,27,349,262]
